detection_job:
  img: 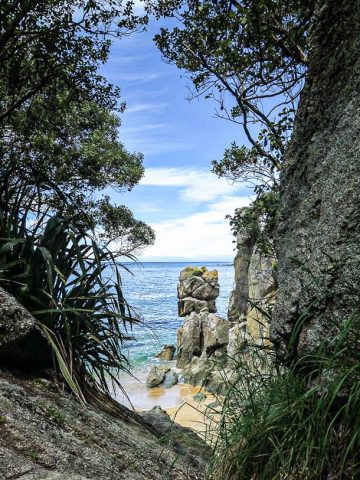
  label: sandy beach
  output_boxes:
[114,369,221,443]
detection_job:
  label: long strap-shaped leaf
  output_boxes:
[36,321,86,405]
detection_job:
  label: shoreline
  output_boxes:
[114,371,220,440]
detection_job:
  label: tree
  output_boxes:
[0,1,154,254]
[144,0,314,241]
[1,89,155,253]
[0,1,145,121]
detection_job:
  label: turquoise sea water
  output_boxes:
[120,262,234,372]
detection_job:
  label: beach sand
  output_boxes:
[114,371,221,443]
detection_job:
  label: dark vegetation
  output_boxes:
[0,1,152,400]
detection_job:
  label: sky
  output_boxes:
[101,10,252,262]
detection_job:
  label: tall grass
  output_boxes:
[210,317,360,479]
[0,168,138,401]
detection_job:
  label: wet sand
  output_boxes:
[114,370,221,442]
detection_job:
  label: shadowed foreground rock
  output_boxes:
[0,287,51,370]
[0,370,210,479]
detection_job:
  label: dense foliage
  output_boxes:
[0,1,154,253]
[0,1,153,398]
[0,162,138,400]
[210,318,360,479]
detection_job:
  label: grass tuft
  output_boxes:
[210,317,360,480]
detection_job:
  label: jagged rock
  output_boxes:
[182,353,211,386]
[177,266,219,317]
[271,0,360,361]
[178,297,214,316]
[177,312,203,368]
[202,314,230,356]
[162,370,179,388]
[146,366,170,388]
[0,370,209,479]
[0,287,51,370]
[227,230,255,323]
[227,322,248,364]
[155,344,176,361]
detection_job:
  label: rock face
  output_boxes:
[178,267,219,316]
[271,0,360,361]
[0,369,209,479]
[156,344,176,361]
[139,406,212,461]
[228,230,255,323]
[227,232,275,359]
[0,287,51,370]
[176,267,230,391]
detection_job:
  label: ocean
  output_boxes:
[120,261,235,372]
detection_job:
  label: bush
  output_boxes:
[210,319,360,479]
[0,168,138,401]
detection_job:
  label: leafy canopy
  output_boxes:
[144,0,314,243]
[0,1,154,254]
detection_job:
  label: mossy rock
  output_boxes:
[180,266,208,280]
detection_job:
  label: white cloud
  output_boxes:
[140,196,251,260]
[121,123,169,134]
[141,167,245,202]
[125,102,168,114]
[110,72,161,83]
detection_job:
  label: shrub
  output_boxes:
[0,168,138,401]
[210,319,360,479]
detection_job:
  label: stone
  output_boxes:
[227,230,255,323]
[177,266,219,317]
[155,344,176,361]
[182,352,211,386]
[202,314,230,356]
[176,312,202,368]
[271,0,360,361]
[139,406,212,461]
[192,283,219,301]
[161,370,178,388]
[0,369,209,479]
[227,322,248,364]
[0,287,51,370]
[178,297,211,317]
[146,366,170,388]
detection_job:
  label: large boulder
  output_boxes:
[0,287,51,370]
[155,344,176,361]
[0,370,209,479]
[271,0,360,361]
[162,370,179,388]
[139,406,212,461]
[146,366,170,388]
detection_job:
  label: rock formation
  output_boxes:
[227,231,275,362]
[176,267,230,391]
[271,0,360,361]
[0,287,51,370]
[0,289,210,479]
[156,344,176,361]
[177,266,219,316]
[146,366,178,389]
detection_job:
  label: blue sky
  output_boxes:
[101,10,252,261]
